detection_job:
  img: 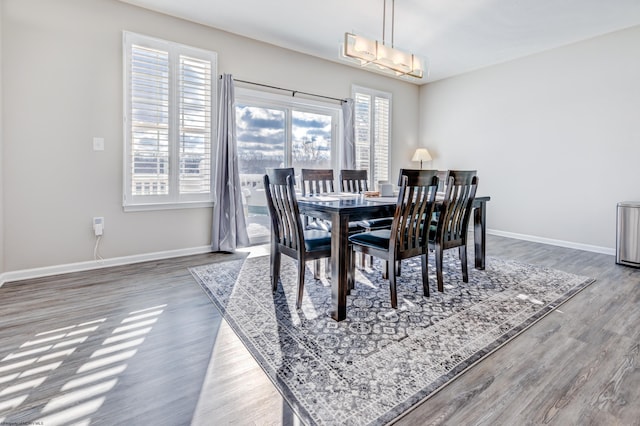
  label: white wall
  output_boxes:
[1,0,419,273]
[0,1,4,274]
[420,25,640,252]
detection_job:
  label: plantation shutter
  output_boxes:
[178,55,212,194]
[354,92,371,179]
[353,88,391,189]
[373,96,390,185]
[124,32,217,208]
[130,44,170,196]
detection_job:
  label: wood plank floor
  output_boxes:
[0,235,638,425]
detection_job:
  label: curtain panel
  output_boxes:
[211,74,250,252]
[341,98,355,170]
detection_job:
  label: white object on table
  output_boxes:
[380,184,394,197]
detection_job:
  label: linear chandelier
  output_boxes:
[342,0,425,79]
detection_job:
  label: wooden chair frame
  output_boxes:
[300,168,336,276]
[349,171,439,308]
[429,170,479,292]
[264,168,331,308]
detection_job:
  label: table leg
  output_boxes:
[473,201,487,270]
[330,213,349,321]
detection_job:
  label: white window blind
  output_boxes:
[178,55,212,195]
[353,86,391,188]
[123,32,217,209]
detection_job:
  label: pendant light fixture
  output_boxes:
[342,0,425,79]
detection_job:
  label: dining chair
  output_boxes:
[300,168,337,275]
[299,168,334,230]
[428,170,478,293]
[388,168,441,277]
[348,170,439,308]
[341,168,394,230]
[370,168,437,278]
[340,169,393,269]
[263,168,332,309]
[337,169,367,270]
[303,169,368,233]
[301,168,335,196]
[339,169,368,193]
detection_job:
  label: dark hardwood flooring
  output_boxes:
[0,235,638,425]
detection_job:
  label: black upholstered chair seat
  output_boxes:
[303,230,332,251]
[350,228,431,251]
[348,229,391,250]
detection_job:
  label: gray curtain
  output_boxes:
[341,98,355,169]
[211,74,250,252]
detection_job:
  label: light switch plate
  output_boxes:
[93,137,105,151]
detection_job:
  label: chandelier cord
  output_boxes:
[382,0,386,46]
[382,0,396,47]
[391,0,395,47]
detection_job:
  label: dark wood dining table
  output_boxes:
[297,193,491,321]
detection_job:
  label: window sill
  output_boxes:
[123,200,215,212]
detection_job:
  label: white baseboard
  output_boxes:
[0,245,213,287]
[0,232,616,287]
[487,229,616,256]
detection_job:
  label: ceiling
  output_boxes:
[120,0,640,84]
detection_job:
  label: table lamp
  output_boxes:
[411,148,432,169]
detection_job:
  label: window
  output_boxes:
[123,32,217,209]
[353,86,391,189]
[235,88,340,243]
[235,89,338,173]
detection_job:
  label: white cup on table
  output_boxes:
[380,183,394,197]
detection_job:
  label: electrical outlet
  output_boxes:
[93,217,104,236]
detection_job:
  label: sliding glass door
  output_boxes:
[236,89,340,244]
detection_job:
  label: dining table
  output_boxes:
[297,193,491,321]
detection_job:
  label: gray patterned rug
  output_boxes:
[190,253,594,426]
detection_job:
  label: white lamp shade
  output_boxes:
[411,148,432,162]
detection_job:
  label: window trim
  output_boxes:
[122,31,218,211]
[235,87,343,172]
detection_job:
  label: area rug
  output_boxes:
[190,253,594,426]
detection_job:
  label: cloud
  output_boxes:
[292,115,328,129]
[236,106,284,131]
